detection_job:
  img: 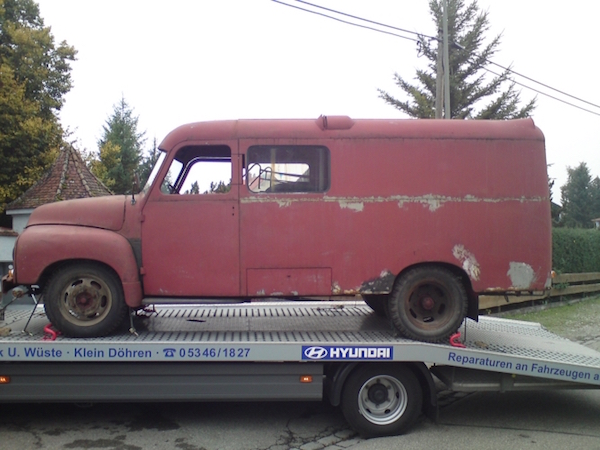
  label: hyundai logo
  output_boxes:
[304,346,328,360]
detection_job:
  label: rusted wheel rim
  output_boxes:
[404,281,455,330]
[59,276,113,326]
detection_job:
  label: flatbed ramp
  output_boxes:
[1,302,599,387]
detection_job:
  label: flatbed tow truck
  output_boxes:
[1,300,600,437]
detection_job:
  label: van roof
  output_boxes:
[159,116,543,150]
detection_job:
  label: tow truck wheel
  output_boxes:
[341,364,422,437]
[388,266,467,343]
[44,263,128,338]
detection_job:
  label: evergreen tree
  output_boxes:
[0,0,76,222]
[590,176,600,224]
[206,181,231,194]
[378,0,535,119]
[549,177,562,226]
[185,181,200,195]
[92,97,145,195]
[138,137,160,188]
[560,163,593,228]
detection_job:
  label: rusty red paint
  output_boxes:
[12,117,551,310]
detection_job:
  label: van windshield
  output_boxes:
[141,151,167,194]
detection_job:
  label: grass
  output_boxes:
[501,295,600,340]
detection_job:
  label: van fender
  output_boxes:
[14,225,142,307]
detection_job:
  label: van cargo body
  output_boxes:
[3,117,552,341]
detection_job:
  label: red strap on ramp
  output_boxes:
[450,332,466,348]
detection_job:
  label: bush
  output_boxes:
[553,228,600,273]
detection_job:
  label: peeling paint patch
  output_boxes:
[507,262,535,290]
[359,270,395,294]
[338,200,364,212]
[240,194,548,210]
[452,245,481,281]
[332,282,341,295]
[421,194,442,212]
[256,289,265,296]
[343,288,361,295]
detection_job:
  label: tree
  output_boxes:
[590,176,600,223]
[138,137,160,188]
[560,162,594,228]
[184,181,200,195]
[0,0,76,222]
[378,0,535,119]
[91,97,145,195]
[549,176,562,226]
[206,180,231,194]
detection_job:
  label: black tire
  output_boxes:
[388,266,467,343]
[362,294,388,317]
[43,263,128,338]
[341,364,422,437]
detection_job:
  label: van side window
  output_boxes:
[161,145,232,195]
[246,145,330,193]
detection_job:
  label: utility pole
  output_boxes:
[435,0,451,119]
[435,26,443,119]
[442,0,451,119]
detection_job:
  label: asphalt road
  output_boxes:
[1,388,599,449]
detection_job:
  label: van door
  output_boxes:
[239,141,333,297]
[141,143,240,297]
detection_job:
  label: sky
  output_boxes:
[35,0,600,203]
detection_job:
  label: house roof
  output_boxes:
[7,145,112,210]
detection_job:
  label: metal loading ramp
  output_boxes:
[1,302,600,387]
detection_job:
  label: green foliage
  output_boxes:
[91,97,145,195]
[185,181,200,195]
[0,0,76,220]
[559,162,600,228]
[138,137,160,188]
[378,0,535,119]
[552,228,600,273]
[205,180,231,194]
[591,176,600,221]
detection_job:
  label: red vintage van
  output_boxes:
[3,116,552,341]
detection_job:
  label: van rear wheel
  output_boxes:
[44,263,128,338]
[388,267,467,343]
[362,294,388,317]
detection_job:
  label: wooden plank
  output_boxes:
[479,294,546,310]
[550,283,600,296]
[553,272,600,284]
[479,282,600,310]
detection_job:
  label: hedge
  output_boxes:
[552,228,600,273]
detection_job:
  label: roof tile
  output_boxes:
[7,145,112,210]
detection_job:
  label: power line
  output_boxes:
[271,0,419,43]
[273,0,600,116]
[292,0,438,41]
[483,68,600,117]
[488,61,600,110]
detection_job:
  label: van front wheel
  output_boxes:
[44,263,128,337]
[388,267,467,343]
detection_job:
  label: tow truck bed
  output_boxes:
[1,301,599,435]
